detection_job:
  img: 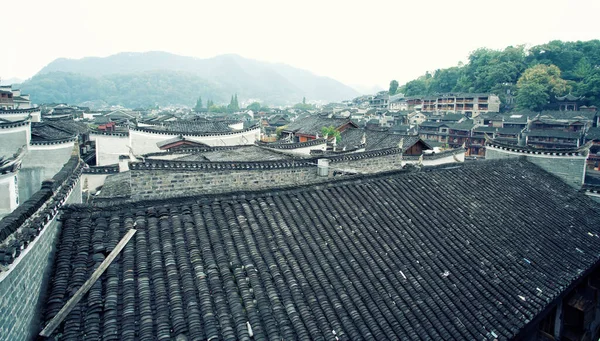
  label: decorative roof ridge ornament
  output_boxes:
[398,137,404,150]
[361,132,366,145]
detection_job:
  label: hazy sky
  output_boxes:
[2,0,600,89]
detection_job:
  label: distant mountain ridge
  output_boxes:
[23,52,359,107]
[0,77,23,86]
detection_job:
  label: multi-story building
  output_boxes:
[420,93,500,117]
[0,89,13,110]
[0,86,31,109]
[369,91,390,109]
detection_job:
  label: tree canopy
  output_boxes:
[247,102,261,111]
[193,96,203,112]
[321,126,341,142]
[293,97,315,110]
[389,80,399,95]
[516,64,568,111]
[396,40,600,110]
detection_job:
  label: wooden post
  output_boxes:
[39,228,137,337]
[554,300,563,339]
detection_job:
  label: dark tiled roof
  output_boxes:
[473,126,499,133]
[586,127,600,141]
[502,114,530,123]
[447,120,475,131]
[29,120,89,142]
[510,110,597,122]
[338,128,416,152]
[284,115,355,136]
[497,127,524,135]
[439,114,465,122]
[185,146,292,162]
[96,172,131,198]
[0,154,83,266]
[555,94,584,101]
[487,139,588,154]
[474,126,523,135]
[43,159,600,340]
[257,139,327,150]
[419,121,448,128]
[538,110,597,121]
[526,130,582,139]
[31,123,76,141]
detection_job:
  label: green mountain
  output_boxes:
[21,52,359,107]
[396,40,600,111]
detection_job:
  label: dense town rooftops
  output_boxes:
[145,121,237,134]
[283,115,357,136]
[507,110,598,122]
[338,128,425,152]
[43,159,600,340]
[133,123,259,137]
[177,146,293,162]
[257,139,327,150]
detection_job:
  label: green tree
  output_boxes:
[209,104,227,113]
[206,99,214,111]
[321,126,341,142]
[516,64,568,111]
[193,96,203,112]
[227,94,239,113]
[579,69,600,107]
[247,102,261,111]
[294,98,314,110]
[389,80,399,95]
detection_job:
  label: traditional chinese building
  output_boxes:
[555,93,585,111]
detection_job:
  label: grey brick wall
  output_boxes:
[0,180,81,341]
[486,149,586,189]
[485,149,516,160]
[131,153,405,200]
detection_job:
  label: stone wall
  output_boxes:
[131,167,318,200]
[332,150,403,174]
[0,180,81,341]
[486,147,587,189]
[129,150,408,200]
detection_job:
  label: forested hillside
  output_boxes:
[20,71,227,108]
[396,40,600,111]
[19,52,359,107]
